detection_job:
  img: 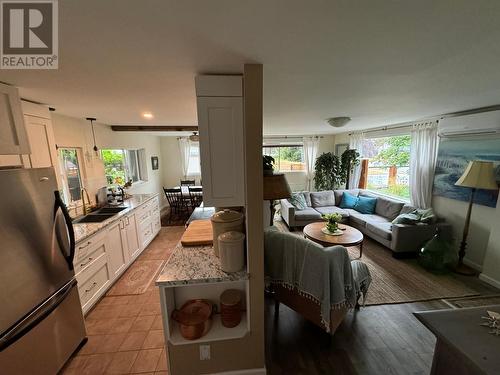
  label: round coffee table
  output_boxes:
[303,222,364,258]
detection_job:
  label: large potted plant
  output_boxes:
[341,149,360,189]
[314,150,360,190]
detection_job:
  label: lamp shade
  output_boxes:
[263,174,292,200]
[455,160,498,190]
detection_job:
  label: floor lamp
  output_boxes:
[454,160,498,275]
[263,174,292,227]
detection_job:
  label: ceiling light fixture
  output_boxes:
[327,117,351,128]
[142,112,154,119]
[189,132,199,142]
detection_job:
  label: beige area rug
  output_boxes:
[273,220,479,305]
[107,260,165,296]
[444,295,500,308]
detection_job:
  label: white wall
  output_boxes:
[160,136,187,188]
[480,195,500,287]
[432,196,496,270]
[52,113,165,207]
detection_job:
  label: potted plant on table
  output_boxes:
[321,213,343,235]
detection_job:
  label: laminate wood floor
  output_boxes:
[265,277,498,375]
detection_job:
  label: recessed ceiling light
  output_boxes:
[142,112,154,119]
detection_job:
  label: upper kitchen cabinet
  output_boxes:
[196,75,245,207]
[21,101,58,168]
[0,83,30,155]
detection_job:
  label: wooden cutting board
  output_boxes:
[181,219,213,247]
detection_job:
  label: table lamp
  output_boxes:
[455,160,498,275]
[263,174,292,226]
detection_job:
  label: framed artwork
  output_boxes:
[335,143,349,157]
[433,137,500,207]
[151,156,159,170]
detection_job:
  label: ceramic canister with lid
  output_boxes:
[210,209,244,257]
[218,231,245,273]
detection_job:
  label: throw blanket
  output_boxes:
[264,226,371,332]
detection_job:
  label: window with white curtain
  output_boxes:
[187,142,201,176]
[362,135,411,199]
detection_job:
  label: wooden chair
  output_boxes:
[163,187,184,214]
[180,179,195,186]
[188,186,203,208]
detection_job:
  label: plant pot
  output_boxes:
[263,170,274,176]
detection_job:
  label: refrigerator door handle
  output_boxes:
[54,191,76,271]
[0,279,77,352]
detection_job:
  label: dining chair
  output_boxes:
[163,187,184,214]
[188,186,203,208]
[180,179,195,186]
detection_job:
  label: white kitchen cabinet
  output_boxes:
[122,213,141,261]
[106,221,127,280]
[73,195,161,315]
[196,75,245,207]
[23,114,57,168]
[0,83,29,155]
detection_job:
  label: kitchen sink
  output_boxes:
[95,206,127,214]
[73,213,116,223]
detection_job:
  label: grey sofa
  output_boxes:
[280,189,451,256]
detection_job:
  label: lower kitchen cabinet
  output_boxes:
[73,194,161,314]
[107,221,127,280]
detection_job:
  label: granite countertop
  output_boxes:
[73,193,159,243]
[156,243,248,287]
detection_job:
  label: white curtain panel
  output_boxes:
[409,121,439,208]
[348,132,365,189]
[178,137,191,178]
[303,136,320,191]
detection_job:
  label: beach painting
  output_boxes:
[433,137,500,207]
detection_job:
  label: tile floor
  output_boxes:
[61,226,185,375]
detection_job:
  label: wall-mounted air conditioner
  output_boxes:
[438,110,500,138]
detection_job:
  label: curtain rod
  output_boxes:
[264,135,324,139]
[348,103,500,136]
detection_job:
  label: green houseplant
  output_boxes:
[341,149,360,189]
[322,213,342,233]
[263,155,275,176]
[314,149,360,190]
[314,152,342,190]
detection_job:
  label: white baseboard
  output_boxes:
[210,368,267,375]
[479,273,500,289]
[463,258,483,272]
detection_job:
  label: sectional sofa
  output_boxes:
[280,189,451,256]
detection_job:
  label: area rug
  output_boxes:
[107,260,165,296]
[444,295,500,308]
[273,220,479,305]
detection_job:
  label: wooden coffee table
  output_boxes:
[303,222,364,258]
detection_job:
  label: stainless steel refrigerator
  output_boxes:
[0,167,86,374]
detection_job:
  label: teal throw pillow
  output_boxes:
[353,195,377,214]
[288,192,307,210]
[339,192,358,209]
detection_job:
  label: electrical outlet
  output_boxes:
[200,344,211,360]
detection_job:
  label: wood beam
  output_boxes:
[110,125,198,132]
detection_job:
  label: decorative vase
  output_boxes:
[326,222,338,233]
[419,227,456,274]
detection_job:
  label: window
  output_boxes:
[362,135,411,199]
[102,149,147,185]
[262,145,305,172]
[187,142,201,176]
[58,148,84,204]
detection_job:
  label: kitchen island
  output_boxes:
[156,242,249,350]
